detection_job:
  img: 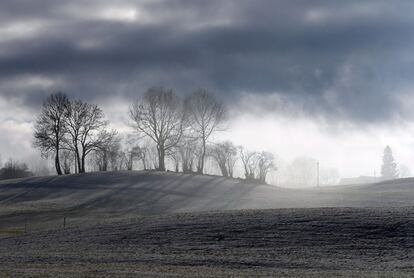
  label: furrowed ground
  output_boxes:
[1,171,414,277]
[1,208,414,277]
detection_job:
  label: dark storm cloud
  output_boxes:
[1,0,414,123]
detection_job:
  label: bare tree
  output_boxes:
[238,147,275,183]
[239,147,258,180]
[163,131,203,174]
[64,99,116,173]
[169,148,181,172]
[61,150,74,174]
[176,136,199,173]
[129,87,185,171]
[91,134,122,171]
[116,151,128,171]
[140,145,149,170]
[34,92,69,175]
[209,141,237,177]
[121,135,144,171]
[123,146,142,171]
[256,151,275,183]
[283,157,318,187]
[137,140,157,170]
[184,89,225,174]
[92,149,108,171]
[107,139,122,171]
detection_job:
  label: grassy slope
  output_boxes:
[0,170,283,230]
[1,171,414,229]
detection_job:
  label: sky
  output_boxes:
[1,0,414,181]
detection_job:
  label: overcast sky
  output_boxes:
[1,0,414,180]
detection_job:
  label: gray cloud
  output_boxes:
[1,0,414,123]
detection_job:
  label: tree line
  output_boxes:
[34,87,275,183]
[0,158,33,180]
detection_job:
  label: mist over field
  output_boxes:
[1,1,414,184]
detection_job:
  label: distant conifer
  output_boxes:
[381,145,399,180]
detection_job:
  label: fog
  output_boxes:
[1,92,412,186]
[1,0,414,186]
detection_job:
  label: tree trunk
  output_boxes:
[198,136,206,174]
[55,150,63,175]
[74,144,81,174]
[219,162,228,177]
[228,165,233,178]
[102,151,107,171]
[80,151,86,173]
[158,146,166,171]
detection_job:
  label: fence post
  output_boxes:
[63,217,66,228]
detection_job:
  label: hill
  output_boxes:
[0,171,274,229]
[2,171,414,230]
[2,171,414,276]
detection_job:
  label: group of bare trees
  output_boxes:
[129,88,186,172]
[239,147,275,183]
[90,137,148,172]
[34,88,276,184]
[208,141,238,178]
[129,87,225,174]
[128,87,275,183]
[34,93,116,175]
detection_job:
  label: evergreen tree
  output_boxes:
[381,145,399,180]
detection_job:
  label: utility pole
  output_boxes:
[317,161,320,187]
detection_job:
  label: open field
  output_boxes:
[2,171,414,230]
[1,208,414,277]
[1,171,414,277]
